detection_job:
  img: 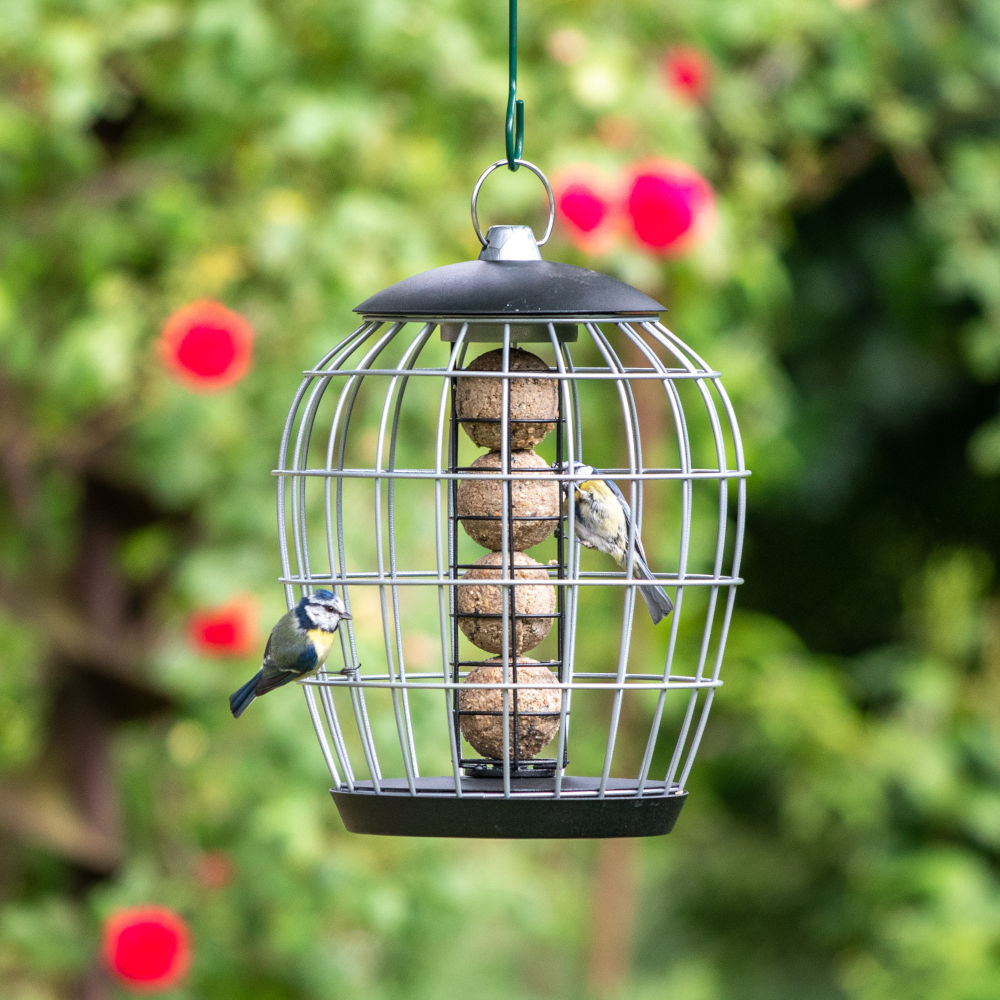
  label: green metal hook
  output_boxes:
[505,0,524,171]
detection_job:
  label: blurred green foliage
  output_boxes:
[2,0,1000,998]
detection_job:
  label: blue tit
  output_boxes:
[229,590,350,717]
[557,461,673,624]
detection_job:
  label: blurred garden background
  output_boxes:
[2,0,1000,997]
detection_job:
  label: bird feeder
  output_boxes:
[274,158,748,838]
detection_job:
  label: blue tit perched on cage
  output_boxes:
[229,590,351,717]
[557,462,674,624]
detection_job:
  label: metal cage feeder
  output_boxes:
[275,161,748,838]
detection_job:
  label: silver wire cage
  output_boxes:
[275,219,748,839]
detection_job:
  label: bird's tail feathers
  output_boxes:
[638,582,674,623]
[229,671,263,718]
[630,558,674,624]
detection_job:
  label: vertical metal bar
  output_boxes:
[618,323,683,793]
[291,323,382,600]
[303,684,344,789]
[499,330,513,796]
[441,327,470,793]
[317,682,356,788]
[618,322,696,793]
[375,323,436,793]
[646,320,749,788]
[584,322,641,794]
[324,322,409,790]
[636,321,706,790]
[548,323,579,797]
[279,322,379,787]
[326,322,403,667]
[277,322,378,604]
[677,373,748,788]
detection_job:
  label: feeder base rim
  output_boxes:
[330,776,687,838]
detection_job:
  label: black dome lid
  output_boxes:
[354,259,665,320]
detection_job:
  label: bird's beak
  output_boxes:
[341,610,352,620]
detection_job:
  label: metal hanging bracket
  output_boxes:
[471,158,555,249]
[506,0,524,170]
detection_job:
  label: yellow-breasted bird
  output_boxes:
[557,461,673,624]
[229,590,350,717]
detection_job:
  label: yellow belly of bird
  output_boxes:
[307,628,337,667]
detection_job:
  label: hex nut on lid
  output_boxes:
[459,658,562,761]
[456,449,560,552]
[456,551,556,654]
[455,348,558,450]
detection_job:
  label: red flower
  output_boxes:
[559,182,609,235]
[661,46,712,103]
[624,160,715,254]
[187,598,257,657]
[157,300,253,391]
[102,905,192,993]
[553,167,618,253]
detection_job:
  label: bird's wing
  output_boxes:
[601,476,650,564]
[261,612,317,678]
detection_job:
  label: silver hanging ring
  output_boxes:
[471,158,556,248]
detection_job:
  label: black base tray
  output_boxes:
[331,776,686,839]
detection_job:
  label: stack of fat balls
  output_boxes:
[453,347,564,762]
